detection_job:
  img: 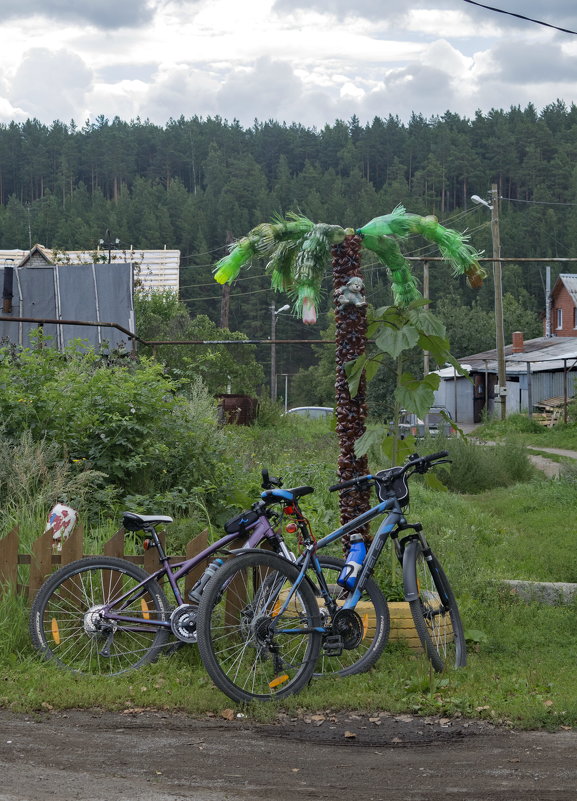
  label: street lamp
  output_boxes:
[471,186,507,419]
[270,303,290,400]
[99,230,120,263]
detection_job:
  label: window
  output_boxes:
[574,307,577,329]
[557,308,563,329]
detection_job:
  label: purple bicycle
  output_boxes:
[28,470,301,676]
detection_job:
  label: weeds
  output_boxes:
[5,416,577,728]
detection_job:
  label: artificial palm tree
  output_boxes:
[213,207,484,540]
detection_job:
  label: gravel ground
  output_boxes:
[1,707,576,801]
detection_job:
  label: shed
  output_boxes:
[0,245,180,292]
[432,334,577,424]
[0,247,135,351]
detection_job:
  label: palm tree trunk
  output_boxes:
[332,233,371,551]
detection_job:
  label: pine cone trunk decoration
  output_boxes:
[332,234,371,551]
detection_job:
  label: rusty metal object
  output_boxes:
[332,234,371,550]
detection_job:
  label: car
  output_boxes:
[392,406,455,438]
[285,406,334,419]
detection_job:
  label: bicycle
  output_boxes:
[28,470,386,679]
[195,450,466,702]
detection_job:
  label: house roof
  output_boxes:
[0,250,27,266]
[553,273,577,304]
[0,246,180,291]
[458,336,577,374]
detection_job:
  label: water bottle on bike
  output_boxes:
[188,559,224,603]
[337,533,366,590]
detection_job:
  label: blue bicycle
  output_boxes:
[196,451,466,702]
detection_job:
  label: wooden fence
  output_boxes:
[0,524,214,602]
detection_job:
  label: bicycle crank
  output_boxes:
[170,604,198,643]
[331,608,364,650]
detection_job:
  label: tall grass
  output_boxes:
[0,431,104,550]
[474,413,577,451]
[424,434,536,493]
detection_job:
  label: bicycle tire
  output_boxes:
[196,551,321,703]
[29,556,171,676]
[312,555,389,677]
[403,540,466,672]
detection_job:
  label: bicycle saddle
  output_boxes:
[122,512,174,531]
[261,486,314,503]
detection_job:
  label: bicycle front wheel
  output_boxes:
[196,551,321,703]
[403,540,466,672]
[29,556,171,676]
[313,556,389,678]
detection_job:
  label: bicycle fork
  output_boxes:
[400,528,451,613]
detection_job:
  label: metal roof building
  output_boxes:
[0,246,180,292]
[0,243,181,351]
[433,336,577,425]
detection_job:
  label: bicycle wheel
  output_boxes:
[403,540,466,672]
[196,551,321,703]
[29,556,171,675]
[312,555,389,677]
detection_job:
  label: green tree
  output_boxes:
[134,290,264,395]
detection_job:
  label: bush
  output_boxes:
[0,342,233,525]
[473,413,545,439]
[430,435,536,494]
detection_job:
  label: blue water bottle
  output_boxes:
[337,534,366,590]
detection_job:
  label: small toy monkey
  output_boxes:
[335,276,367,307]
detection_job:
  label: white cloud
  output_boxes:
[0,0,162,29]
[0,0,576,128]
[10,49,93,122]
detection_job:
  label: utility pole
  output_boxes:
[423,260,430,378]
[220,284,230,329]
[490,183,507,420]
[472,187,507,420]
[545,265,551,337]
[270,303,289,401]
[220,232,234,329]
[99,230,120,263]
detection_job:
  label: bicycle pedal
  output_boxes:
[322,635,343,655]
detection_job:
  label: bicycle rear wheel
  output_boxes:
[403,539,466,672]
[312,556,389,677]
[196,551,321,702]
[29,556,171,675]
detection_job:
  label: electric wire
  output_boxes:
[462,0,577,35]
[501,196,577,207]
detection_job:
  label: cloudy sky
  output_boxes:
[0,0,576,128]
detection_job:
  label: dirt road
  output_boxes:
[1,708,576,801]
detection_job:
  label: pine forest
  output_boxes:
[1,103,575,406]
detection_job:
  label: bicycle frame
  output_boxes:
[101,515,291,630]
[273,494,434,629]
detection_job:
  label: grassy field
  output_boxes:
[473,414,577,450]
[3,416,577,729]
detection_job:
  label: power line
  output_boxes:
[501,196,577,207]
[462,0,577,35]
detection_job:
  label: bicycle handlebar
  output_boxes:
[328,450,449,492]
[328,477,362,492]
